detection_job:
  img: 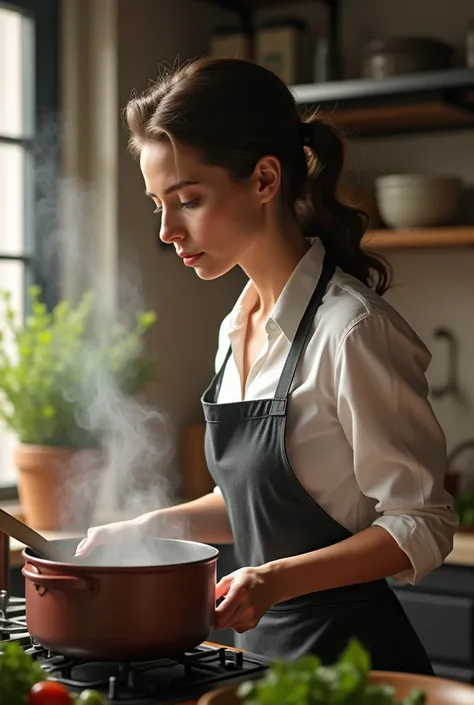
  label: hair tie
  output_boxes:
[300,122,313,147]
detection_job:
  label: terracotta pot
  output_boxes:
[22,537,219,659]
[14,444,105,531]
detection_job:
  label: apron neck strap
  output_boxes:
[274,253,335,401]
[214,345,233,399]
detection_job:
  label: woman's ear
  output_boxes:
[251,155,282,205]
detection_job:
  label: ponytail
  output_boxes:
[296,116,391,295]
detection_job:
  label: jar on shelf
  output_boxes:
[209,25,252,61]
[255,18,310,85]
[313,35,342,83]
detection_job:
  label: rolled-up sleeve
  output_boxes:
[333,312,458,584]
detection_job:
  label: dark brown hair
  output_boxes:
[126,57,390,295]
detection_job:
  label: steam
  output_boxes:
[31,116,190,564]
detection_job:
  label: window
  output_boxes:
[0,4,34,490]
[0,1,59,497]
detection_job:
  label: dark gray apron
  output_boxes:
[201,253,433,674]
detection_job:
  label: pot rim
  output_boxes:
[22,536,220,571]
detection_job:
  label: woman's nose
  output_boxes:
[159,213,186,245]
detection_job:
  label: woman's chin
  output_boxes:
[194,262,235,281]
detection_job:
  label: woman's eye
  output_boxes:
[179,198,200,210]
[153,198,199,216]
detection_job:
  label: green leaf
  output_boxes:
[28,285,41,298]
[0,641,45,705]
[339,637,371,676]
[138,311,157,328]
[400,688,426,705]
[363,684,398,705]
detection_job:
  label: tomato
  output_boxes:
[76,690,107,705]
[28,680,73,705]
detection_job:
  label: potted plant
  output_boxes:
[0,286,157,531]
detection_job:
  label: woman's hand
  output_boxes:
[214,565,280,633]
[75,517,145,556]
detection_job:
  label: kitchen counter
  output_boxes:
[443,531,474,566]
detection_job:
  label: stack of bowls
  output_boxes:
[375,174,462,228]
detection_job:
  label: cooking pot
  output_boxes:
[22,537,219,660]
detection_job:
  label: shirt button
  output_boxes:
[267,320,277,333]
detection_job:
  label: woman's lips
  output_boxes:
[181,253,204,266]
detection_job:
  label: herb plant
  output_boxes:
[0,286,157,448]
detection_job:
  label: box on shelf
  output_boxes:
[255,18,311,85]
[209,25,252,60]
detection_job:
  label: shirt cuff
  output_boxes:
[372,513,455,585]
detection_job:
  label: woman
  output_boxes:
[76,57,457,673]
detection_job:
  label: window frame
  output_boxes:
[0,0,60,500]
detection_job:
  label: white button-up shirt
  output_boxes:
[213,238,458,584]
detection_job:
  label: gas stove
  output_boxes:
[0,591,268,704]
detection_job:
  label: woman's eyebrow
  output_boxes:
[145,180,200,198]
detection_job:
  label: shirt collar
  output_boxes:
[271,238,325,343]
[227,238,325,343]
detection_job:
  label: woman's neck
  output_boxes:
[239,223,310,319]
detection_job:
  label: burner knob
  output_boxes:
[108,676,117,700]
[0,590,8,617]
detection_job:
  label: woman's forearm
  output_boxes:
[139,492,234,544]
[265,526,412,602]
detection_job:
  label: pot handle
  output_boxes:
[22,565,99,597]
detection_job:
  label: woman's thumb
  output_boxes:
[75,530,97,556]
[215,574,233,600]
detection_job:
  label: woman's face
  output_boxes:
[140,139,277,280]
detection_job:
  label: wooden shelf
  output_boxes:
[362,226,474,251]
[292,68,474,137]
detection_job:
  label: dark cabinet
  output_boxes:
[391,564,474,683]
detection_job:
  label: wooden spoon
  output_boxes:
[0,507,71,562]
